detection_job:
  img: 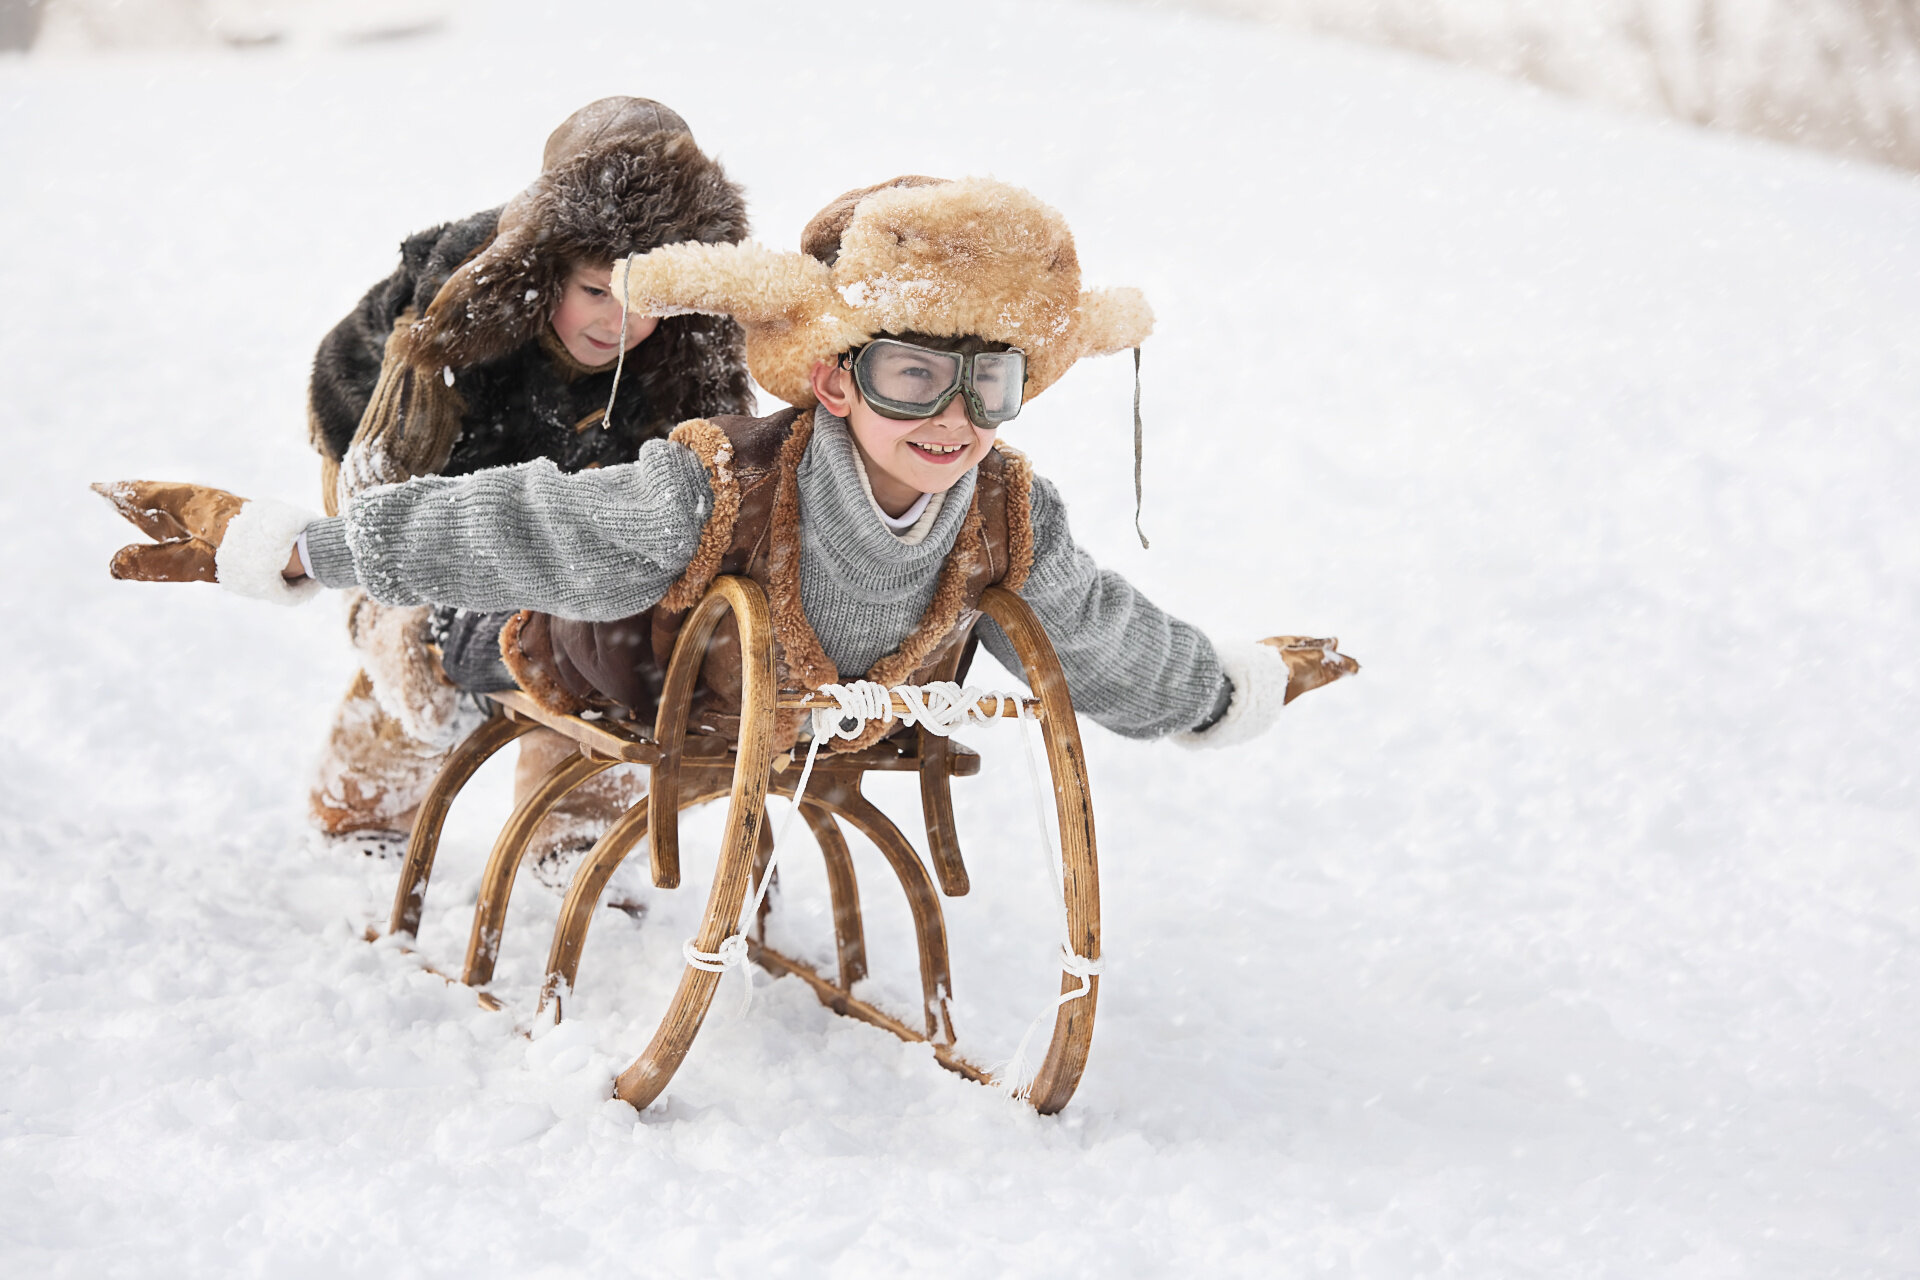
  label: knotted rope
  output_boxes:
[681,680,1103,1088]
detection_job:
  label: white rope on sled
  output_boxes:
[682,679,1103,1073]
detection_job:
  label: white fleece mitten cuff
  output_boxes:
[215,498,325,605]
[1175,641,1290,750]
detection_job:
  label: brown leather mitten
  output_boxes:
[1261,636,1361,704]
[93,480,247,582]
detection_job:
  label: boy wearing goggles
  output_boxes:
[103,177,1356,752]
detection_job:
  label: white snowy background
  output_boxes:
[3,0,1917,1274]
[1121,0,1920,172]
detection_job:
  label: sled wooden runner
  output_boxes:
[384,576,1101,1114]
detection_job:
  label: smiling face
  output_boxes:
[809,353,999,520]
[548,262,660,367]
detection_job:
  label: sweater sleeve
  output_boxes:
[303,437,713,622]
[977,475,1231,739]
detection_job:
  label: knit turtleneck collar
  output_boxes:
[797,407,976,599]
[844,439,944,544]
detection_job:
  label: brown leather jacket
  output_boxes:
[502,407,1034,752]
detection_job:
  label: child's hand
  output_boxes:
[1261,635,1360,703]
[93,480,247,583]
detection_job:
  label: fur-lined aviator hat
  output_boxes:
[607,175,1154,406]
[397,96,750,372]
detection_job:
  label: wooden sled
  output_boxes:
[384,576,1101,1114]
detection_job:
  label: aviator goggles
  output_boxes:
[841,339,1028,429]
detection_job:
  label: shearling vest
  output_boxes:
[500,407,1034,753]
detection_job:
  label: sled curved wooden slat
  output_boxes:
[609,576,779,1109]
[538,788,666,1020]
[911,633,973,897]
[537,776,722,1021]
[978,585,1101,1114]
[798,802,866,990]
[461,748,619,987]
[643,568,734,895]
[389,713,536,940]
[765,769,955,1043]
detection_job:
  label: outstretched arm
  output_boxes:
[99,436,716,623]
[978,476,1356,745]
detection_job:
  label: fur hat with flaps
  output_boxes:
[608,175,1154,407]
[397,96,750,372]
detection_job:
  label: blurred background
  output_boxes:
[9,0,1919,170]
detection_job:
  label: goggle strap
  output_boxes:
[1132,345,1149,551]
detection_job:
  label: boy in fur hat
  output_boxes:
[102,177,1356,800]
[298,96,753,873]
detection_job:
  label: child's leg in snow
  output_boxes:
[308,669,458,838]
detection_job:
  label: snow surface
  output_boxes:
[4,0,1918,1274]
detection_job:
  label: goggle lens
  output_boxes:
[862,343,964,406]
[851,340,1027,428]
[967,351,1024,421]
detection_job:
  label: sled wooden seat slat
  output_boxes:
[384,575,1101,1114]
[486,690,662,765]
[487,689,984,777]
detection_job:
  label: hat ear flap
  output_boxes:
[1072,287,1155,358]
[401,210,557,370]
[612,241,837,329]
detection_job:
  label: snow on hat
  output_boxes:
[607,175,1154,407]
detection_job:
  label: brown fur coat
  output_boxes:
[306,117,754,505]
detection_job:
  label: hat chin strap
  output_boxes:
[598,266,636,431]
[1132,346,1149,550]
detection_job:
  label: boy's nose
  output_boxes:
[928,398,973,432]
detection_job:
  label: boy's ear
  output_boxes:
[809,358,858,416]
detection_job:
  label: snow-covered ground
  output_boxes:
[3,1,1917,1274]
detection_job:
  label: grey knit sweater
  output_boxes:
[303,409,1228,738]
